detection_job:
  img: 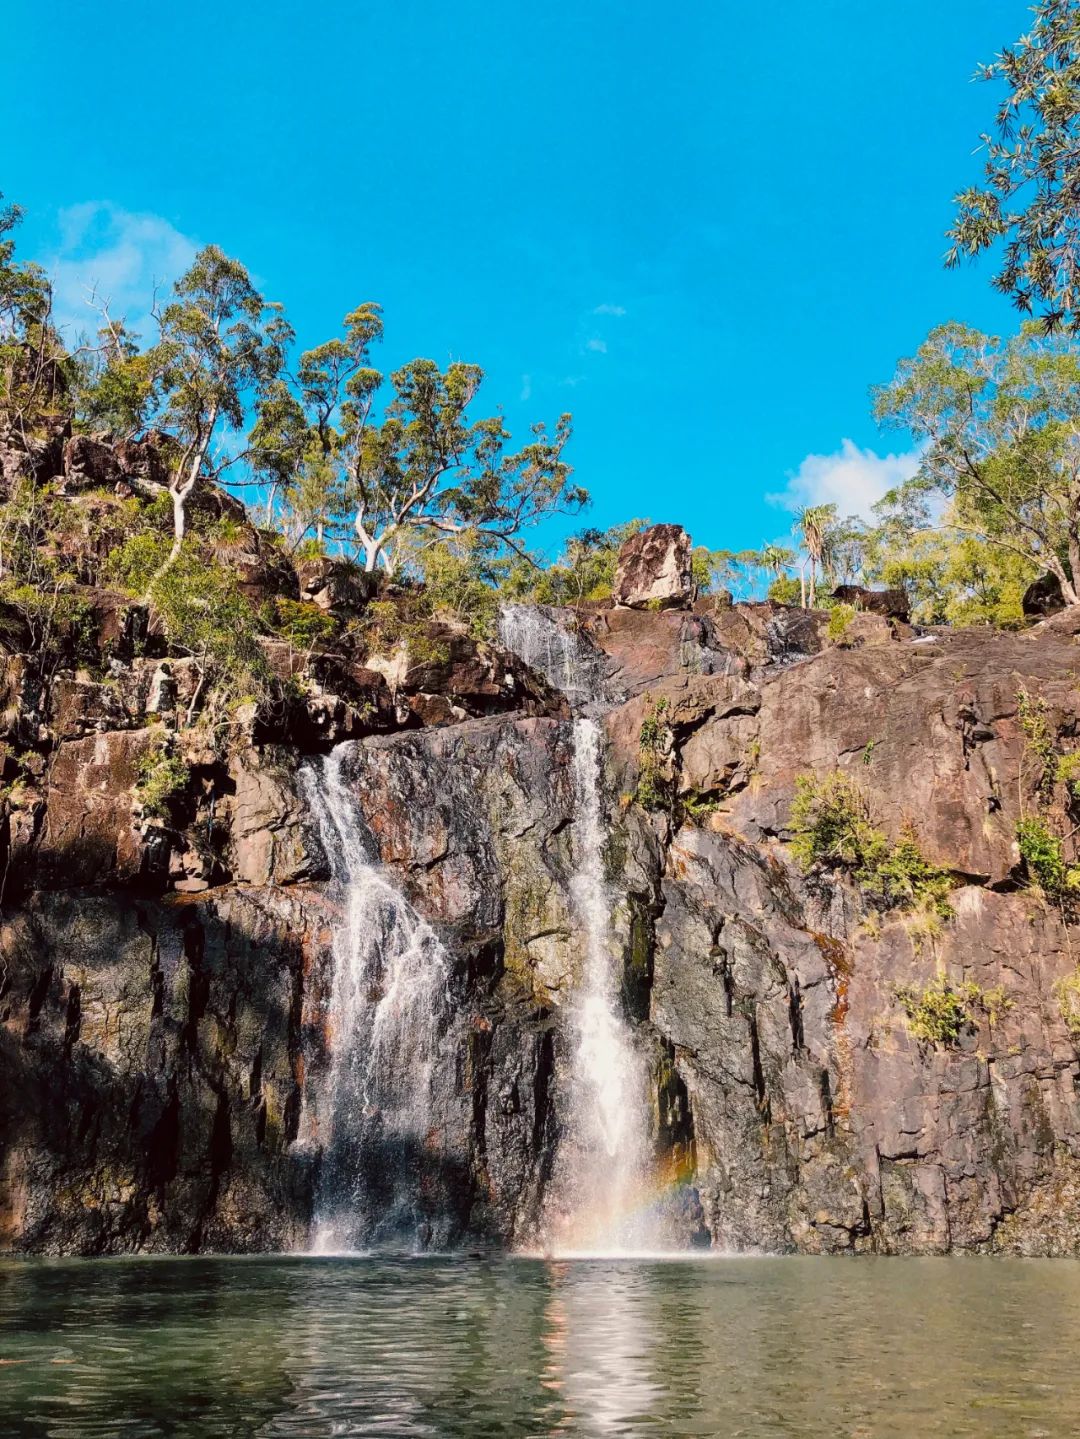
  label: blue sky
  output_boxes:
[2,0,1024,559]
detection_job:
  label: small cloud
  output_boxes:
[585,337,608,354]
[592,303,626,317]
[768,438,924,522]
[559,374,585,388]
[47,201,198,343]
[520,374,532,401]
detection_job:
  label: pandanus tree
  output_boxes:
[796,504,836,607]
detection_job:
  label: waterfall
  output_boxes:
[539,714,656,1253]
[497,603,598,706]
[299,745,454,1253]
[497,604,665,1253]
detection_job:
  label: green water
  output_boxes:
[1,1255,1079,1436]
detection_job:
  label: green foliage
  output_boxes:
[680,789,719,823]
[1056,749,1080,800]
[946,2,1080,333]
[265,598,337,650]
[409,533,501,641]
[864,826,954,917]
[790,771,953,915]
[827,603,856,643]
[790,771,885,872]
[635,696,672,812]
[1016,816,1080,896]
[874,323,1080,604]
[361,599,451,668]
[896,974,1011,1046]
[108,532,270,730]
[0,193,65,424]
[1018,686,1058,800]
[767,574,802,606]
[501,521,647,607]
[135,741,191,818]
[1055,970,1080,1041]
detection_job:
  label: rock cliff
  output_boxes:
[3,461,1080,1253]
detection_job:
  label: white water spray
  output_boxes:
[539,715,656,1252]
[300,745,453,1253]
[497,603,596,705]
[497,604,665,1252]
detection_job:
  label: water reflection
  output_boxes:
[1,1255,1080,1436]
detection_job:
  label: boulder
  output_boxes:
[612,523,693,610]
[830,583,910,622]
[296,557,375,615]
[1023,571,1066,619]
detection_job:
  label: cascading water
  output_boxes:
[497,603,599,707]
[538,714,658,1253]
[300,745,455,1253]
[497,604,667,1253]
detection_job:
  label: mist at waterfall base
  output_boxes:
[533,715,671,1256]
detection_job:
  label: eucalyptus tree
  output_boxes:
[146,245,290,590]
[874,321,1080,606]
[347,359,582,575]
[0,194,62,427]
[947,0,1080,332]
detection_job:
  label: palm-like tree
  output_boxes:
[759,541,794,579]
[795,504,836,608]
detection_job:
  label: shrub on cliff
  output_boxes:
[108,531,270,731]
[896,974,1010,1046]
[790,771,953,916]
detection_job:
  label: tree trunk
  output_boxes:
[142,487,188,603]
[808,556,817,609]
[1046,551,1079,608]
[1066,525,1080,607]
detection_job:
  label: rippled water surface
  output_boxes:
[2,1255,1080,1436]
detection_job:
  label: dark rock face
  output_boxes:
[831,583,910,622]
[3,574,1080,1254]
[612,523,693,610]
[1023,571,1066,618]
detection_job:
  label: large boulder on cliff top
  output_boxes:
[612,522,693,610]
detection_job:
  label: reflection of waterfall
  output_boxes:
[497,603,670,1253]
[300,745,453,1253]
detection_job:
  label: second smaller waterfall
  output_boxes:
[300,746,455,1253]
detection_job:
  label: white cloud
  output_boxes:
[592,303,626,317]
[585,337,608,354]
[520,374,532,401]
[769,438,924,522]
[47,201,198,344]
